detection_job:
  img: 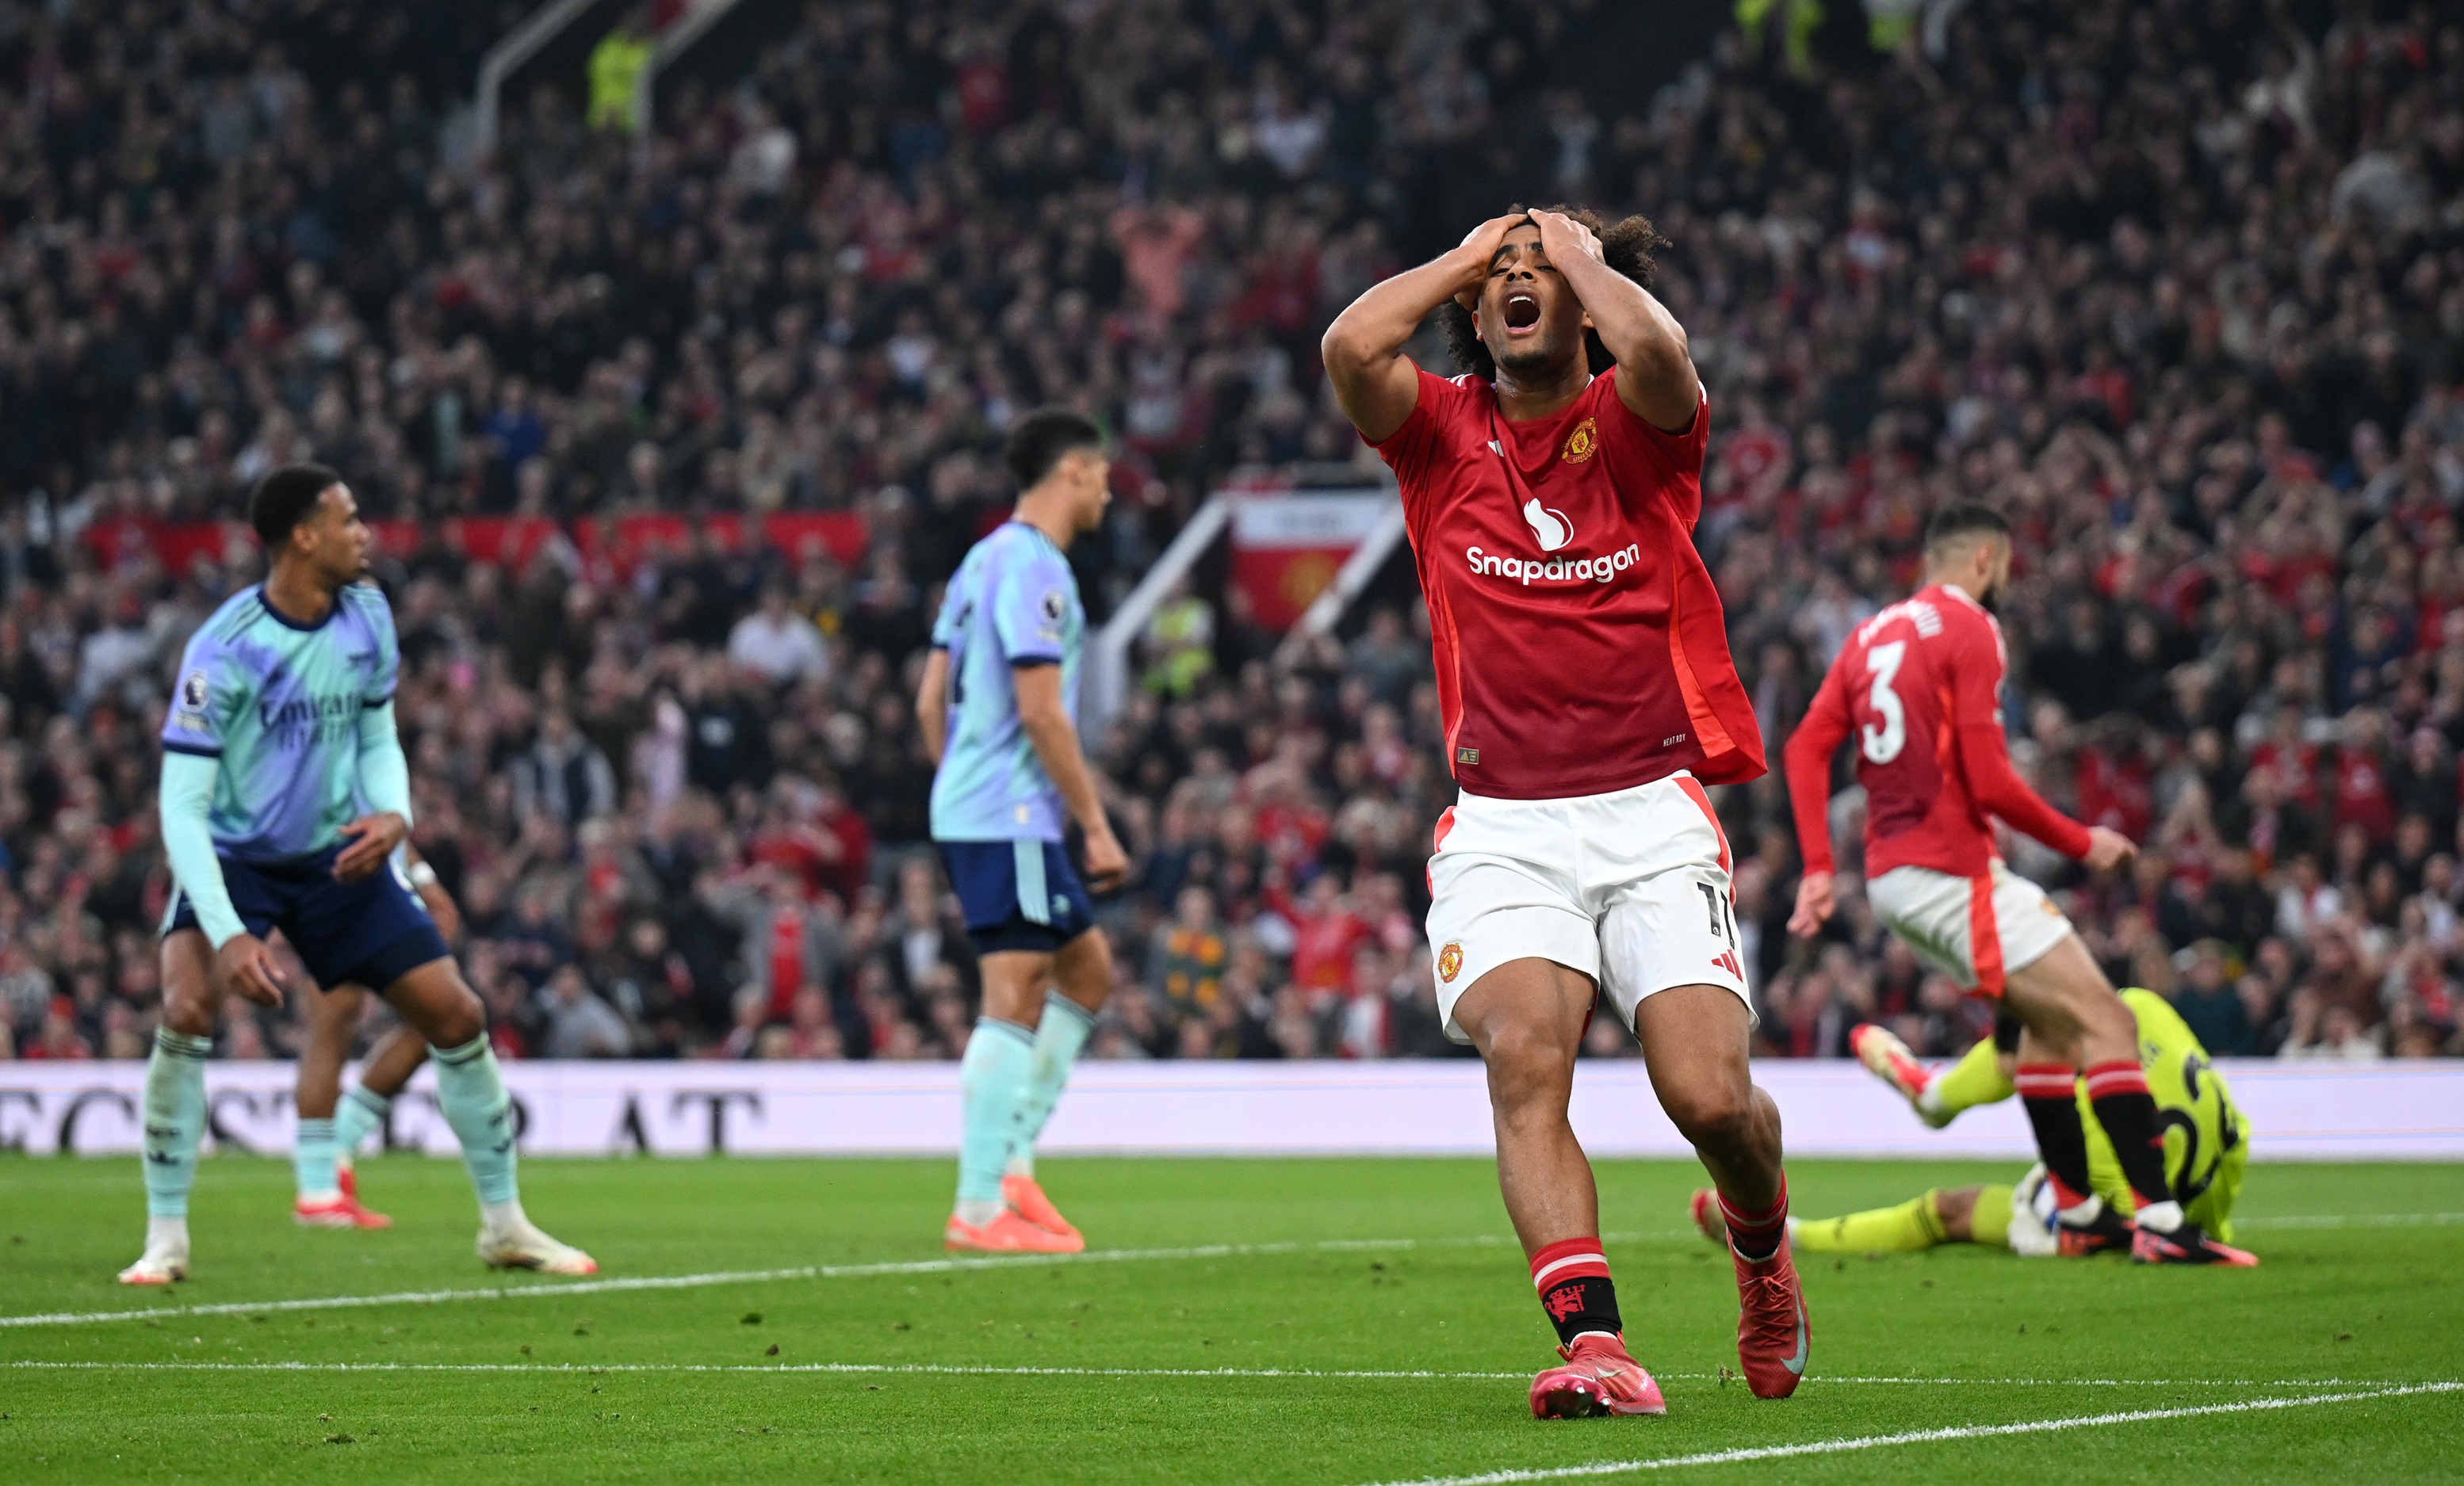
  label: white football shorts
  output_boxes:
[1864,861,2074,997]
[1425,772,1751,1045]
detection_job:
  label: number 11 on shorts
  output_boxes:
[1699,880,1744,983]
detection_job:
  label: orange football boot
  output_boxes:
[296,1190,392,1229]
[1731,1236,1809,1399]
[1529,1332,1666,1418]
[1002,1175,1082,1243]
[945,1209,1084,1255]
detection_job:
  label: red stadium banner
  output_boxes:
[576,513,743,574]
[1226,493,1392,629]
[79,517,255,578]
[76,512,869,580]
[366,518,424,559]
[439,516,565,571]
[577,514,867,575]
[763,513,867,567]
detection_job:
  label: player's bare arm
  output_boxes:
[2082,827,2136,872]
[1322,212,1523,441]
[1788,869,1835,938]
[1525,210,1700,433]
[1013,661,1127,889]
[405,843,461,941]
[1781,663,1854,938]
[915,647,951,766]
[332,811,407,884]
[211,931,286,1007]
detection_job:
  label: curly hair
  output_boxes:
[1440,205,1669,383]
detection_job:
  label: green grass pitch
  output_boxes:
[2,1155,2459,1483]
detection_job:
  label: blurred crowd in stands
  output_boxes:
[1,0,2460,1066]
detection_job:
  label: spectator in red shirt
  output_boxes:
[2075,722,2157,842]
[1277,871,1366,999]
[21,997,94,1060]
[2332,710,2399,844]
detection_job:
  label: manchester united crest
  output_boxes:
[1437,942,1463,983]
[1560,416,1597,464]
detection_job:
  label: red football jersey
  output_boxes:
[1785,583,2091,878]
[1372,366,1762,800]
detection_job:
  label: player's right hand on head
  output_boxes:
[1787,870,1835,938]
[1080,823,1131,894]
[2083,827,2137,873]
[214,933,287,1008]
[1454,213,1528,308]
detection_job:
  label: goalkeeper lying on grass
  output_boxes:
[1693,989,2248,1258]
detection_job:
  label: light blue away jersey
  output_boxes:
[160,582,400,862]
[930,521,1084,842]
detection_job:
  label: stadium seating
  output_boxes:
[0,0,2457,1065]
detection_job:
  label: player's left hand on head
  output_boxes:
[333,812,408,883]
[1080,821,1131,894]
[1529,209,1603,266]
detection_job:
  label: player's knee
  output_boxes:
[2071,985,2134,1052]
[423,983,487,1049]
[1057,930,1114,1006]
[157,934,216,1034]
[159,990,216,1038]
[1479,1024,1573,1113]
[1665,1081,1756,1150]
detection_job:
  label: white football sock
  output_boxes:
[2056,1194,2105,1225]
[2133,1199,2184,1233]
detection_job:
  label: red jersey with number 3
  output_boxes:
[1372,366,1763,800]
[1790,583,2090,878]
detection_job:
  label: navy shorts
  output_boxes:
[937,839,1097,954]
[163,846,450,994]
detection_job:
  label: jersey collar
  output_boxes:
[1004,519,1066,559]
[254,584,341,632]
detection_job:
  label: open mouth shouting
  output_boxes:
[1502,290,1542,334]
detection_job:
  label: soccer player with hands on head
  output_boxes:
[125,464,592,1285]
[1783,505,2254,1267]
[1326,205,1801,1419]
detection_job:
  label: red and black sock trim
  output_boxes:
[2015,1063,2097,1211]
[1529,1238,1620,1347]
[2083,1060,2175,1209]
[1718,1175,1789,1263]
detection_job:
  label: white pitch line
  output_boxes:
[2,1361,2424,1390]
[1349,1381,2464,1486]
[4,1359,1533,1381]
[3,1209,2451,1331]
[0,1233,1518,1331]
[2236,1212,2464,1230]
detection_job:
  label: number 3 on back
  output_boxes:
[1861,640,1907,765]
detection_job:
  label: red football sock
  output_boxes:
[1718,1174,1789,1262]
[2084,1060,2177,1219]
[2015,1063,2098,1213]
[1529,1237,1620,1346]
